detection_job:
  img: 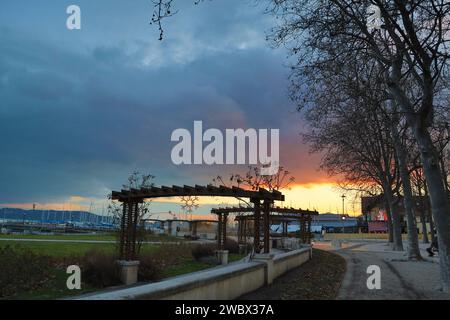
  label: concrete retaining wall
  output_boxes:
[75,246,311,300]
[273,247,312,279]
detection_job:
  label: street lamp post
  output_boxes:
[341,195,346,233]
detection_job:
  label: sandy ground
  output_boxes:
[314,240,450,300]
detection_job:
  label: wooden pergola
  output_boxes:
[211,206,318,253]
[111,185,284,260]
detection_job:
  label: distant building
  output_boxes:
[361,195,432,233]
[311,213,359,233]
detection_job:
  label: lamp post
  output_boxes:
[341,195,346,215]
[341,195,346,233]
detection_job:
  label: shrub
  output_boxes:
[138,244,195,281]
[0,245,51,298]
[224,238,239,254]
[82,250,121,288]
[191,244,216,261]
[138,252,164,281]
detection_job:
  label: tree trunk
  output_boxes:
[391,123,422,260]
[384,198,394,243]
[384,183,404,251]
[419,209,429,244]
[411,123,450,292]
[417,186,429,244]
[439,155,450,196]
[424,181,436,242]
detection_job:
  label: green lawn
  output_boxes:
[163,260,213,278]
[0,240,158,257]
[0,233,116,241]
[163,253,245,278]
[0,233,184,242]
[229,253,245,262]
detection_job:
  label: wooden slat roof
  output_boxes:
[142,218,218,223]
[211,206,318,215]
[111,185,284,202]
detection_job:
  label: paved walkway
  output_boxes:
[314,240,450,300]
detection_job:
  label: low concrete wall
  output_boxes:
[75,246,311,300]
[273,246,311,279]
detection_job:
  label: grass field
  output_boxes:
[0,233,183,242]
[0,240,160,257]
[0,233,116,241]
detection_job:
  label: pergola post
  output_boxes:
[223,213,228,246]
[282,221,288,237]
[119,200,140,261]
[192,221,198,237]
[168,220,173,236]
[263,200,271,253]
[237,217,242,244]
[217,213,223,249]
[215,211,228,264]
[252,199,261,253]
[130,201,139,259]
[306,213,312,244]
[119,201,128,260]
[243,218,248,244]
[118,199,140,285]
[300,214,306,244]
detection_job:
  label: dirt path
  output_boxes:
[238,249,346,300]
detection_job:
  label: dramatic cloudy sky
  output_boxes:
[0,0,358,216]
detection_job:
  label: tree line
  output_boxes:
[267,0,450,292]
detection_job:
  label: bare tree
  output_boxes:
[269,0,450,291]
[213,165,295,191]
[212,165,295,207]
[150,0,206,40]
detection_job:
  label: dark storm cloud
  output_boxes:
[0,0,313,204]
